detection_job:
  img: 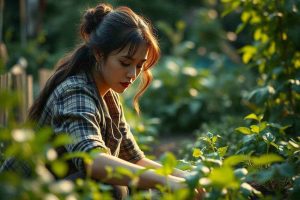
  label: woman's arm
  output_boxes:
[136,157,205,199]
[136,157,188,178]
[87,153,186,190]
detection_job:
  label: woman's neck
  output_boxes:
[92,70,109,97]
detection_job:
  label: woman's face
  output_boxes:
[96,43,148,96]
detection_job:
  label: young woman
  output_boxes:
[7,3,203,199]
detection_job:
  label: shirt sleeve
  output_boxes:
[115,95,145,163]
[51,84,109,171]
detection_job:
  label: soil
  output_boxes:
[150,134,195,158]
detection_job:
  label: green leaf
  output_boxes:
[276,163,295,178]
[115,167,134,179]
[0,90,21,109]
[209,166,239,189]
[176,20,186,31]
[224,155,250,166]
[259,122,268,132]
[254,168,275,183]
[51,160,68,178]
[241,11,251,23]
[218,146,228,157]
[244,113,259,121]
[221,0,234,3]
[254,28,262,41]
[199,136,211,143]
[250,125,260,134]
[251,154,283,166]
[250,11,261,24]
[268,42,276,55]
[247,87,270,104]
[221,1,241,17]
[212,136,218,144]
[240,45,257,64]
[176,160,193,171]
[63,151,93,165]
[270,142,279,149]
[235,127,252,134]
[236,23,247,34]
[52,134,73,147]
[35,127,53,144]
[105,166,114,180]
[234,168,248,179]
[185,171,200,190]
[157,152,177,175]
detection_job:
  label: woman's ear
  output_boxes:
[93,48,104,62]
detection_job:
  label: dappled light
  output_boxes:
[0,0,299,199]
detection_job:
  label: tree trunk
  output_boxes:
[20,0,27,47]
[0,0,4,43]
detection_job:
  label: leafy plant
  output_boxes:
[222,0,300,134]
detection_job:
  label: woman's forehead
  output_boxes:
[112,43,148,60]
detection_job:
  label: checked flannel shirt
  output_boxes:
[1,71,145,177]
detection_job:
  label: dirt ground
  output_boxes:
[150,134,195,158]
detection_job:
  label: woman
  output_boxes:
[26,3,202,199]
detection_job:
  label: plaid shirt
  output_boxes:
[1,71,144,177]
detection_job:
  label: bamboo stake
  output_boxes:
[27,74,33,111]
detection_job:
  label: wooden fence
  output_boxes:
[0,68,53,126]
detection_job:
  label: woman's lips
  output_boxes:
[120,82,131,88]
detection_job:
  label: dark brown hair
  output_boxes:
[28,3,160,121]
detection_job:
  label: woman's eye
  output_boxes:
[120,61,130,67]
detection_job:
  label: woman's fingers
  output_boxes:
[194,187,205,200]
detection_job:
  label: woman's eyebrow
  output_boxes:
[121,55,147,62]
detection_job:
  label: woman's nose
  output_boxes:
[127,66,136,79]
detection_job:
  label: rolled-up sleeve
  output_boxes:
[52,85,109,171]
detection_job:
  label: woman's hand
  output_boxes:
[167,176,187,191]
[194,187,205,200]
[168,176,205,200]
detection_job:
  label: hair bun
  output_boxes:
[81,3,113,39]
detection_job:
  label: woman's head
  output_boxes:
[80,3,160,113]
[28,3,159,121]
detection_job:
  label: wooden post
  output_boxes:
[27,74,33,109]
[0,72,11,126]
[0,69,33,125]
[39,68,53,90]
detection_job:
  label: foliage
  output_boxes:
[1,104,299,199]
[138,55,253,133]
[222,0,300,135]
[1,0,300,199]
[2,0,208,76]
[0,91,190,200]
[179,113,300,199]
[122,6,256,134]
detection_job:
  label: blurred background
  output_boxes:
[1,0,299,157]
[1,1,300,198]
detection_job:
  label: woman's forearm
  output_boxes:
[136,157,188,178]
[136,158,205,199]
[87,153,185,189]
